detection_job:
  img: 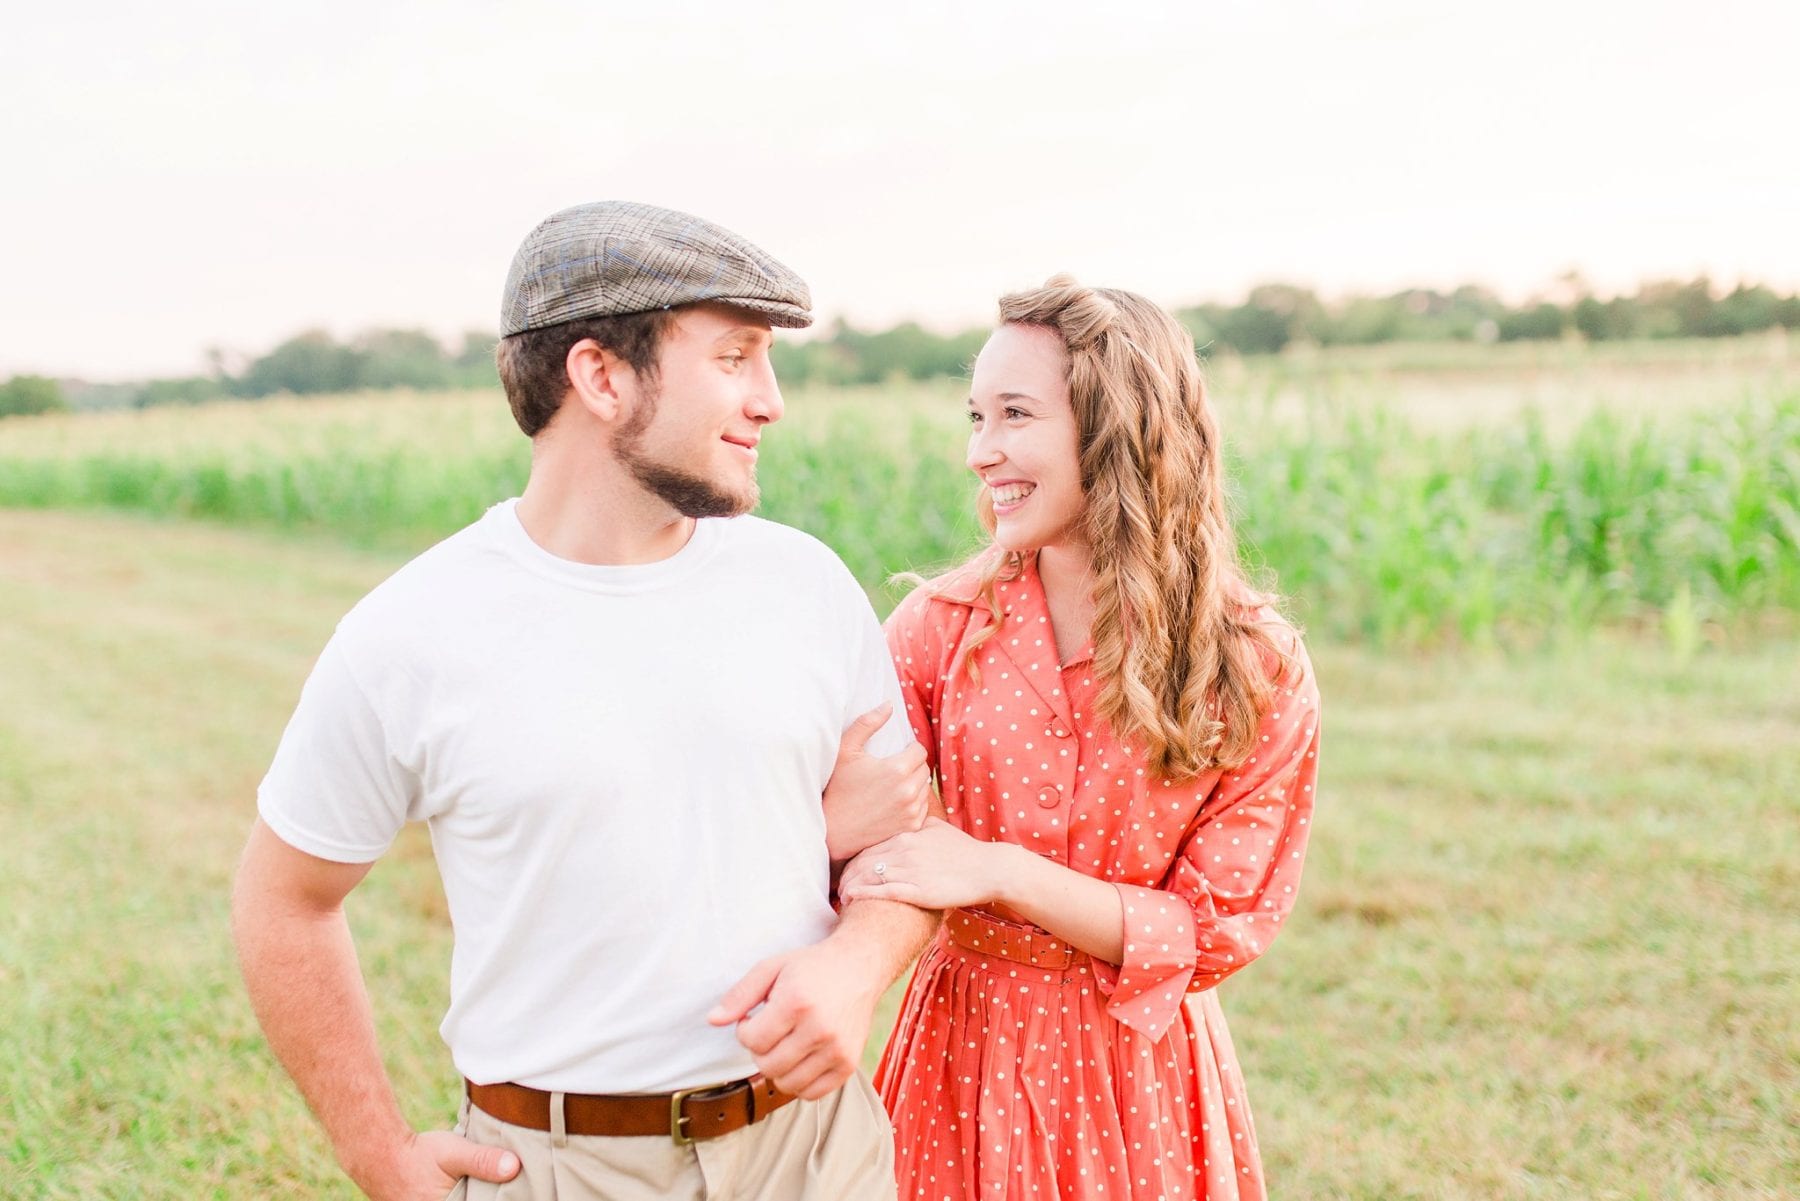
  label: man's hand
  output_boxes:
[822,703,931,861]
[349,1130,521,1201]
[706,940,884,1100]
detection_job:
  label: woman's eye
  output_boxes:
[1004,407,1027,420]
[966,410,982,425]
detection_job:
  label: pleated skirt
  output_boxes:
[874,930,1266,1201]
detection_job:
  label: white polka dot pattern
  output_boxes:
[872,556,1322,1201]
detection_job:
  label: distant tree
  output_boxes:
[1498,302,1567,342]
[1670,277,1720,336]
[1322,296,1405,345]
[1174,305,1223,354]
[1712,284,1782,336]
[1248,283,1326,332]
[1676,289,1716,336]
[354,329,452,389]
[235,329,363,397]
[1208,301,1292,354]
[1635,279,1716,338]
[1178,285,1328,355]
[0,374,68,417]
[787,320,986,385]
[1443,286,1508,340]
[1573,297,1612,341]
[771,323,868,386]
[136,376,226,407]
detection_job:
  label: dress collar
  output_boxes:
[986,555,1087,729]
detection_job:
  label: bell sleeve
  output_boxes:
[1092,635,1323,1040]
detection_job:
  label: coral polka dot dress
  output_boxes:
[874,553,1322,1201]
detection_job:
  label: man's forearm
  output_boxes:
[826,786,950,982]
[830,894,941,990]
[231,886,413,1188]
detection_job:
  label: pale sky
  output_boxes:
[3,0,1796,380]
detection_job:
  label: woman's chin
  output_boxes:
[991,526,1042,555]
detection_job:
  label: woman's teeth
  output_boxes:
[992,484,1035,506]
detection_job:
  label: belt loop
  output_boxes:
[747,1076,765,1122]
[549,1090,568,1147]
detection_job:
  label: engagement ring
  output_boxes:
[874,862,888,882]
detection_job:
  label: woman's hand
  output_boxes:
[821,704,931,861]
[837,817,1013,910]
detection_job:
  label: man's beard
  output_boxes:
[613,380,758,519]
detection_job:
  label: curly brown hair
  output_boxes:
[951,275,1293,778]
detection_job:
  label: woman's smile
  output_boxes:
[988,480,1036,510]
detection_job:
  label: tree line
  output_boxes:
[1176,276,1800,355]
[3,329,501,416]
[6,274,1798,417]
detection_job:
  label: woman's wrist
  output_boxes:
[986,840,1034,909]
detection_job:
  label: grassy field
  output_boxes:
[3,336,1797,1197]
[1,509,1793,1198]
[3,336,1798,649]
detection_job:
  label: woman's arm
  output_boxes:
[844,631,1322,1040]
[837,823,1125,963]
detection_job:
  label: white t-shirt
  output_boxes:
[258,500,910,1093]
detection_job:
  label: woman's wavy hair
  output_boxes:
[952,275,1292,778]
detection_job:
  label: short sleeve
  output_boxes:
[1092,633,1323,1040]
[256,634,421,864]
[825,558,912,760]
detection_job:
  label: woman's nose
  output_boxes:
[966,429,1002,472]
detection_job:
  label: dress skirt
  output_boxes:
[875,925,1266,1201]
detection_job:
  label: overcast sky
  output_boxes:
[3,0,1796,380]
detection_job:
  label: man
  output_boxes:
[232,201,936,1201]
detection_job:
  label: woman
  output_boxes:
[838,277,1322,1201]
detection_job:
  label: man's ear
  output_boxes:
[565,338,630,423]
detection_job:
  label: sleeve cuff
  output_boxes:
[1093,883,1199,1041]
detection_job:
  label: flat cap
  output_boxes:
[500,201,812,336]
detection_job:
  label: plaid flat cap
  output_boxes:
[500,201,812,335]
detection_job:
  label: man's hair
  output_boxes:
[495,309,673,437]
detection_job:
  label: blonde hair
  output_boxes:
[951,275,1291,778]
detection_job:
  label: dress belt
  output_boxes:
[945,907,1078,969]
[465,1074,795,1145]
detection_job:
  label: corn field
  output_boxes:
[1,369,1796,648]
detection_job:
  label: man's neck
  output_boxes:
[515,447,695,567]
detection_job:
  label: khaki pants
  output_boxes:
[445,1073,896,1201]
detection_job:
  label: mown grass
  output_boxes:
[1,510,1793,1199]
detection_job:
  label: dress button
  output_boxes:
[1036,785,1061,809]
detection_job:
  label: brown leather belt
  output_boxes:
[945,907,1077,969]
[465,1074,795,1145]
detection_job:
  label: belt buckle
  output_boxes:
[669,1079,741,1146]
[669,1085,704,1146]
